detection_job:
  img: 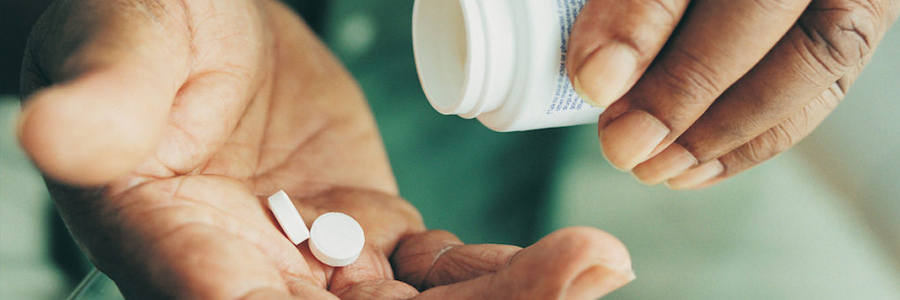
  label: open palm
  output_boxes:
[17,0,634,299]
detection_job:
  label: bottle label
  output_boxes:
[546,0,588,115]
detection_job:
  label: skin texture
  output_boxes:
[568,0,900,189]
[16,0,634,299]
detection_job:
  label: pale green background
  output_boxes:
[2,0,899,299]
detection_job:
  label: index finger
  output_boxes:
[596,0,810,171]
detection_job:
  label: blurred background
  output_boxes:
[2,0,899,299]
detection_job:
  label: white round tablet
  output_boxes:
[308,212,365,267]
[267,190,309,245]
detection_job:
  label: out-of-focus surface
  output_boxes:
[1,0,898,299]
[0,97,75,299]
[0,0,54,94]
[545,129,900,299]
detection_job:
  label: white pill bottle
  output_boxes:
[412,0,600,132]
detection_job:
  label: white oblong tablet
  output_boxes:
[309,212,365,267]
[267,190,309,245]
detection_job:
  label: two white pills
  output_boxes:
[267,190,365,267]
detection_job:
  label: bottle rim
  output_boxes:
[412,0,486,116]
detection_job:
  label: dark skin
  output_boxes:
[568,0,900,188]
[22,0,894,298]
[16,0,634,299]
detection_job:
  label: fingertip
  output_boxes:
[631,143,699,185]
[599,110,670,171]
[17,74,168,186]
[573,43,639,108]
[515,227,634,281]
[691,176,726,190]
[664,160,724,190]
[511,227,634,299]
[567,260,636,300]
[541,227,633,273]
[555,227,636,296]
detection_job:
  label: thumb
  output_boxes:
[567,0,688,108]
[17,0,189,186]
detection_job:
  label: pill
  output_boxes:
[267,190,309,245]
[308,212,365,267]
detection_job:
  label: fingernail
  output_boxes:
[569,262,636,299]
[599,261,637,282]
[600,110,669,171]
[632,143,698,185]
[574,43,638,108]
[665,160,724,190]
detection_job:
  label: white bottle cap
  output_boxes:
[308,212,366,267]
[267,190,310,245]
[412,0,515,119]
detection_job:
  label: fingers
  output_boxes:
[333,279,418,300]
[84,177,326,300]
[665,82,843,190]
[568,0,689,107]
[635,0,900,188]
[338,229,518,300]
[391,230,522,290]
[595,0,810,171]
[409,227,635,300]
[17,0,190,186]
[284,188,426,296]
[145,0,270,178]
[49,175,342,300]
[391,230,465,289]
[343,227,629,300]
[240,287,298,300]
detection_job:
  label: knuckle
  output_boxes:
[393,230,460,288]
[616,0,685,56]
[682,119,757,163]
[749,0,807,18]
[655,47,724,102]
[731,85,842,168]
[821,81,849,106]
[428,254,468,286]
[796,0,879,73]
[733,140,769,167]
[768,122,802,153]
[633,0,684,25]
[737,121,803,164]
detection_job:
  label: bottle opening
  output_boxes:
[412,0,483,115]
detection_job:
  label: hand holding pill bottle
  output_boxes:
[414,0,900,189]
[413,0,599,131]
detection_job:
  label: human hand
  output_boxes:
[16,0,635,298]
[568,0,900,189]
